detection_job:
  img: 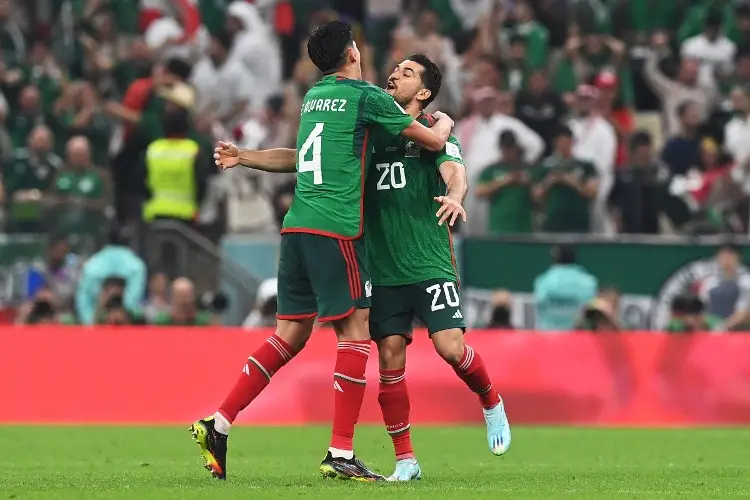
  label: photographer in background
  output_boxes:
[486,289,515,329]
[75,228,146,325]
[151,277,215,326]
[243,277,277,328]
[16,285,60,325]
[666,294,722,333]
[575,298,620,332]
[99,294,142,325]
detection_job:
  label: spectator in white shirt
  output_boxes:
[455,86,544,234]
[144,2,208,62]
[190,30,256,129]
[644,33,715,137]
[569,84,617,234]
[725,84,750,168]
[226,1,282,107]
[681,9,736,90]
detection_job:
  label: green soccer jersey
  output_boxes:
[535,156,598,233]
[282,75,415,239]
[365,114,462,286]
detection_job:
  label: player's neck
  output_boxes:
[405,102,422,119]
[332,65,361,81]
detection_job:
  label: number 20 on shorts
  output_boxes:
[426,282,460,311]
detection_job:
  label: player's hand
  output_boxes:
[432,111,454,129]
[214,141,240,170]
[434,196,467,226]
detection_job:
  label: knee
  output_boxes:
[377,337,407,371]
[333,309,370,341]
[276,318,314,352]
[432,331,465,366]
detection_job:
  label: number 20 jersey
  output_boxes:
[281,75,414,239]
[365,114,464,286]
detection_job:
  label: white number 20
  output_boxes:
[299,123,324,184]
[426,282,460,311]
[375,162,406,190]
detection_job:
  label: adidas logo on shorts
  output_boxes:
[453,310,463,319]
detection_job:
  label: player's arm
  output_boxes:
[434,136,467,226]
[401,114,453,152]
[215,141,297,173]
[363,88,453,152]
[440,161,468,203]
[238,148,297,173]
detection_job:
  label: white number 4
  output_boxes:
[375,162,406,190]
[426,282,460,311]
[299,122,324,184]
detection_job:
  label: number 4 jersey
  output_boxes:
[282,75,415,239]
[365,114,464,286]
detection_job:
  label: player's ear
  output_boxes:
[416,88,432,105]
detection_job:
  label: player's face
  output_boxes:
[385,60,430,107]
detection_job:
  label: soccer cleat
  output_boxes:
[387,458,422,481]
[319,452,386,482]
[189,416,228,479]
[484,400,511,456]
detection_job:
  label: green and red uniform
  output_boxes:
[277,75,414,322]
[365,114,465,339]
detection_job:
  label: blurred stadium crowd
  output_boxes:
[3,0,750,328]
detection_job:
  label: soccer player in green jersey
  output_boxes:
[189,21,455,482]
[367,54,511,481]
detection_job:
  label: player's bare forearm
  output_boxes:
[401,119,452,152]
[238,148,297,173]
[440,161,468,203]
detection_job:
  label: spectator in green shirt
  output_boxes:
[533,126,599,233]
[51,81,112,165]
[508,0,549,68]
[476,130,535,234]
[48,136,110,236]
[151,277,214,326]
[5,85,53,148]
[23,39,65,113]
[501,34,533,93]
[2,125,63,232]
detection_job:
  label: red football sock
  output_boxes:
[329,340,370,451]
[451,345,501,410]
[378,368,414,460]
[218,334,296,422]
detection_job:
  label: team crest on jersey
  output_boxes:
[405,141,421,158]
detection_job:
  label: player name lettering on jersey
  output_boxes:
[301,98,348,114]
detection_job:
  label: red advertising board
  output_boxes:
[2,328,750,425]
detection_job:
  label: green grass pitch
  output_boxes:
[1,426,748,499]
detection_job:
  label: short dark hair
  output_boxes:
[499,130,518,149]
[629,131,652,151]
[552,244,576,264]
[307,21,354,74]
[162,107,190,136]
[555,125,573,139]
[672,293,704,315]
[211,30,234,52]
[165,58,192,81]
[704,8,723,28]
[406,53,442,108]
